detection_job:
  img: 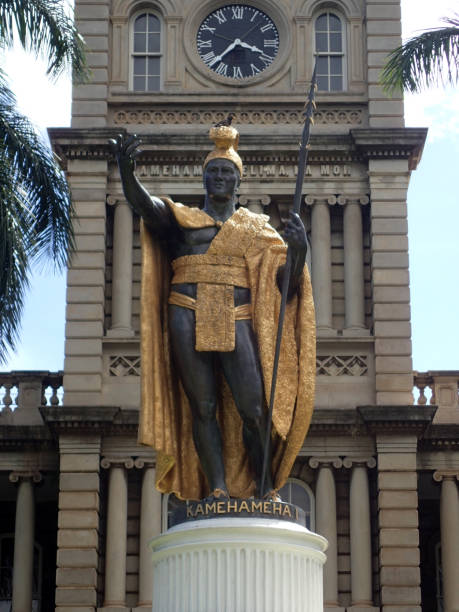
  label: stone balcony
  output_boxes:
[0,369,458,426]
[0,371,63,426]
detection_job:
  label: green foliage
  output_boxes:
[381,16,459,94]
[0,0,87,362]
[0,0,88,82]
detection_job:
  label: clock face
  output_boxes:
[196,4,280,81]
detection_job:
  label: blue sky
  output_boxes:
[2,0,459,373]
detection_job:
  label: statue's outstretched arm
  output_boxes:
[277,211,307,299]
[109,133,174,234]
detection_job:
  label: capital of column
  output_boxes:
[305,195,337,206]
[343,456,376,469]
[309,457,343,469]
[101,457,135,470]
[134,457,156,469]
[238,195,271,215]
[433,469,459,482]
[9,471,42,484]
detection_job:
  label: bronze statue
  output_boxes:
[110,124,316,501]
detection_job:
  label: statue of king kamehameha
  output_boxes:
[110,122,315,501]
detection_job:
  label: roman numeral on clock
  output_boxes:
[200,24,215,33]
[202,51,216,65]
[233,66,243,79]
[264,40,278,48]
[260,23,273,33]
[198,39,212,49]
[232,6,244,19]
[215,62,228,76]
[260,54,273,66]
[251,64,261,75]
[214,9,227,24]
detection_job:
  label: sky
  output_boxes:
[1,0,458,373]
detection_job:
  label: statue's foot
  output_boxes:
[263,489,282,502]
[209,487,230,500]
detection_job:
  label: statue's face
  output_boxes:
[204,158,240,202]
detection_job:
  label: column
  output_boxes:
[344,457,378,611]
[433,471,459,612]
[56,435,101,609]
[309,457,343,610]
[134,460,162,610]
[238,194,271,215]
[308,196,336,336]
[10,472,41,612]
[101,457,133,610]
[376,435,421,612]
[107,198,134,337]
[342,196,368,335]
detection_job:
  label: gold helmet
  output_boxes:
[203,124,243,175]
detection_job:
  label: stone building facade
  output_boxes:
[0,0,458,610]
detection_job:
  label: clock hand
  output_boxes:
[208,39,238,66]
[213,32,234,43]
[239,22,261,41]
[237,40,264,54]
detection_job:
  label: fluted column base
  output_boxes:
[151,518,327,612]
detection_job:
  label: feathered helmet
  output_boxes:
[203,124,243,176]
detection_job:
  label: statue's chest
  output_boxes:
[174,226,220,256]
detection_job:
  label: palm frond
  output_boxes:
[0,164,30,364]
[0,82,74,269]
[0,0,89,82]
[381,16,459,93]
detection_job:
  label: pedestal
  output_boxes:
[151,517,327,612]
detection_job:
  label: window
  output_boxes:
[314,12,344,92]
[131,12,162,91]
[278,478,315,530]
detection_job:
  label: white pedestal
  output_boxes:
[151,517,327,612]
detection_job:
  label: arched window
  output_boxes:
[278,478,315,530]
[314,12,345,91]
[131,11,162,91]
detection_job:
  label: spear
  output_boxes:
[260,63,318,497]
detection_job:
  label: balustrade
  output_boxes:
[413,371,458,423]
[0,371,63,423]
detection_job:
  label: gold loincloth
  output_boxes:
[171,254,250,351]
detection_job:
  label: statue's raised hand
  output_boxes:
[108,133,142,174]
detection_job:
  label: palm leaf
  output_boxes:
[381,16,459,93]
[0,0,89,82]
[0,77,74,361]
[0,87,74,268]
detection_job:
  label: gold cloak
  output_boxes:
[138,199,316,500]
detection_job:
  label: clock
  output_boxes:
[196,4,280,81]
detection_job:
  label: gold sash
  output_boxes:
[171,254,250,351]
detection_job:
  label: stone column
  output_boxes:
[310,457,343,610]
[134,459,162,610]
[238,194,271,215]
[433,471,459,612]
[106,197,134,338]
[10,471,41,612]
[307,196,336,336]
[101,457,133,609]
[344,457,377,611]
[342,196,369,335]
[376,435,422,611]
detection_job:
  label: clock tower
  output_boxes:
[47,0,433,610]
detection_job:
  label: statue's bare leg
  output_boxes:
[168,304,228,496]
[219,320,274,497]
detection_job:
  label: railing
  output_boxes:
[413,371,459,424]
[0,371,63,425]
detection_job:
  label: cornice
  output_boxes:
[49,126,428,169]
[40,406,138,435]
[419,424,459,451]
[350,127,428,170]
[357,405,436,435]
[0,425,53,449]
